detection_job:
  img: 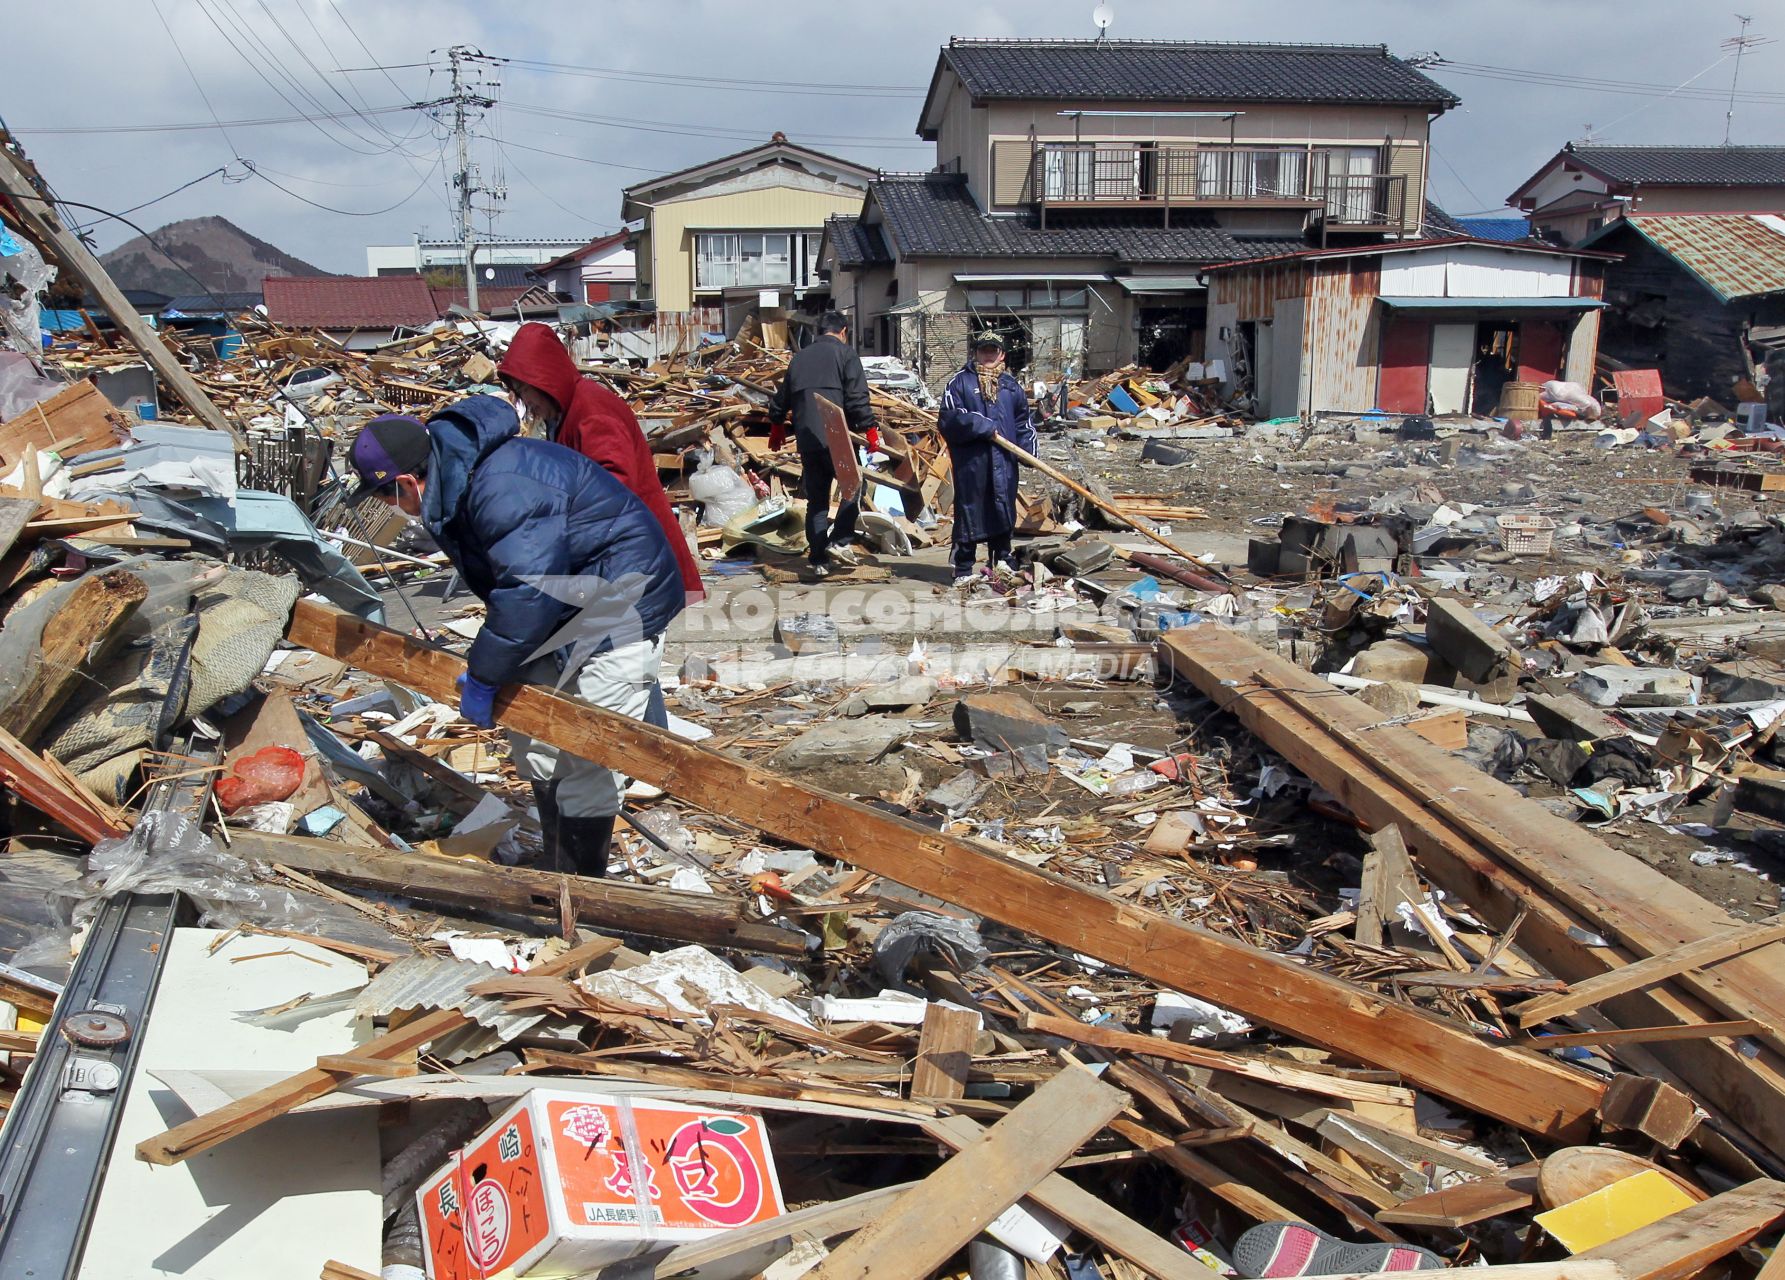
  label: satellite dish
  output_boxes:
[1092,3,1114,31]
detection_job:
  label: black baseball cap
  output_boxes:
[345,414,431,507]
[973,329,1006,351]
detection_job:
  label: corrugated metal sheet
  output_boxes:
[353,956,547,1044]
[1623,214,1785,302]
[1213,262,1310,322]
[1303,263,1378,413]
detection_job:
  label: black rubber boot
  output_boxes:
[532,781,560,869]
[559,815,616,879]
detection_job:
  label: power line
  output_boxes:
[6,104,416,136]
[497,139,666,175]
[505,101,930,149]
[1435,57,1785,103]
[68,166,238,232]
[243,154,444,216]
[4,189,234,302]
[149,0,241,160]
[502,57,925,99]
[494,141,618,231]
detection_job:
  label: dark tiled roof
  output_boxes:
[1566,144,1785,187]
[162,291,263,315]
[1421,201,1471,238]
[871,173,1285,263]
[938,39,1459,108]
[869,174,1318,264]
[824,216,893,269]
[263,275,436,329]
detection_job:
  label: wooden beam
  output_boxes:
[1357,825,1420,949]
[1160,626,1785,1159]
[136,935,618,1166]
[1574,1179,1785,1280]
[0,569,146,745]
[1108,1116,1299,1224]
[925,1113,1213,1280]
[0,145,246,449]
[910,1003,977,1101]
[286,601,1606,1142]
[314,1053,418,1079]
[1378,1162,1542,1228]
[1019,1011,1414,1105]
[805,1067,1129,1280]
[1521,1020,1763,1050]
[1512,914,1785,1026]
[0,722,127,843]
[223,829,807,957]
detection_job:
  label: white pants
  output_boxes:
[509,634,664,818]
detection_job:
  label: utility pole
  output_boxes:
[418,47,502,310]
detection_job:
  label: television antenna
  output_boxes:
[1092,4,1114,41]
[1722,15,1775,144]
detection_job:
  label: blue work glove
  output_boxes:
[456,672,499,729]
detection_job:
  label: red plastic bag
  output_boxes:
[215,746,305,813]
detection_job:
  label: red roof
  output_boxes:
[262,275,436,329]
[536,231,630,276]
[427,284,557,315]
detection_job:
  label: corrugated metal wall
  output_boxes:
[1388,143,1424,234]
[990,140,1036,207]
[1302,261,1379,412]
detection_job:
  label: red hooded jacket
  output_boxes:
[498,323,704,601]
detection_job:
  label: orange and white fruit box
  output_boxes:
[417,1090,787,1279]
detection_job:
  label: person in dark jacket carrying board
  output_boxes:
[766,311,877,579]
[345,399,686,879]
[938,330,1038,587]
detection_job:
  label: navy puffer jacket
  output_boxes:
[937,363,1038,544]
[421,395,685,686]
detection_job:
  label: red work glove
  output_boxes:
[768,421,787,451]
[865,425,881,453]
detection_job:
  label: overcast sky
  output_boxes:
[7,0,1783,274]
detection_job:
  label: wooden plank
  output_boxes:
[925,1113,1211,1280]
[224,830,805,956]
[314,1054,418,1079]
[0,722,128,843]
[1020,1011,1415,1105]
[1512,914,1785,1026]
[135,935,619,1166]
[0,380,122,468]
[595,1183,915,1280]
[814,394,861,504]
[1575,1179,1785,1280]
[1160,626,1785,1159]
[806,1067,1128,1280]
[1358,825,1420,949]
[0,569,146,745]
[1522,1020,1762,1050]
[0,147,246,448]
[1108,1116,1300,1224]
[1378,1162,1543,1228]
[910,1003,977,1100]
[287,601,1606,1142]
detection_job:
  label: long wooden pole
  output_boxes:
[992,434,1203,560]
[0,142,246,450]
[281,600,1607,1141]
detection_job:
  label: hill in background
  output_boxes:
[100,215,328,296]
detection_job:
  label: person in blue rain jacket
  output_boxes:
[937,330,1038,586]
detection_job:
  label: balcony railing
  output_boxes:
[1022,143,1409,232]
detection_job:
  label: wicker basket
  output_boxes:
[1497,512,1557,556]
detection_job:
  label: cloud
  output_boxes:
[6,0,1780,271]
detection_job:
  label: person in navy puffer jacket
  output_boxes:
[345,397,685,878]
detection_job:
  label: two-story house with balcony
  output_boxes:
[822,39,1463,384]
[622,134,876,355]
[1509,144,1785,247]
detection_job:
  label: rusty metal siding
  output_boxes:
[1303,262,1380,412]
[1216,263,1311,323]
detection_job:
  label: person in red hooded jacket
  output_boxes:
[498,322,704,605]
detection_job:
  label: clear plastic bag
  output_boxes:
[50,809,335,934]
[688,453,756,527]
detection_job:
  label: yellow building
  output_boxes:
[622,134,876,339]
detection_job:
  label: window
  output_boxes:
[964,285,1092,313]
[1315,147,1381,223]
[696,231,824,291]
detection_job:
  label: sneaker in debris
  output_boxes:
[952,573,979,589]
[990,562,1023,590]
[808,563,832,580]
[1233,1223,1443,1279]
[827,542,861,567]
